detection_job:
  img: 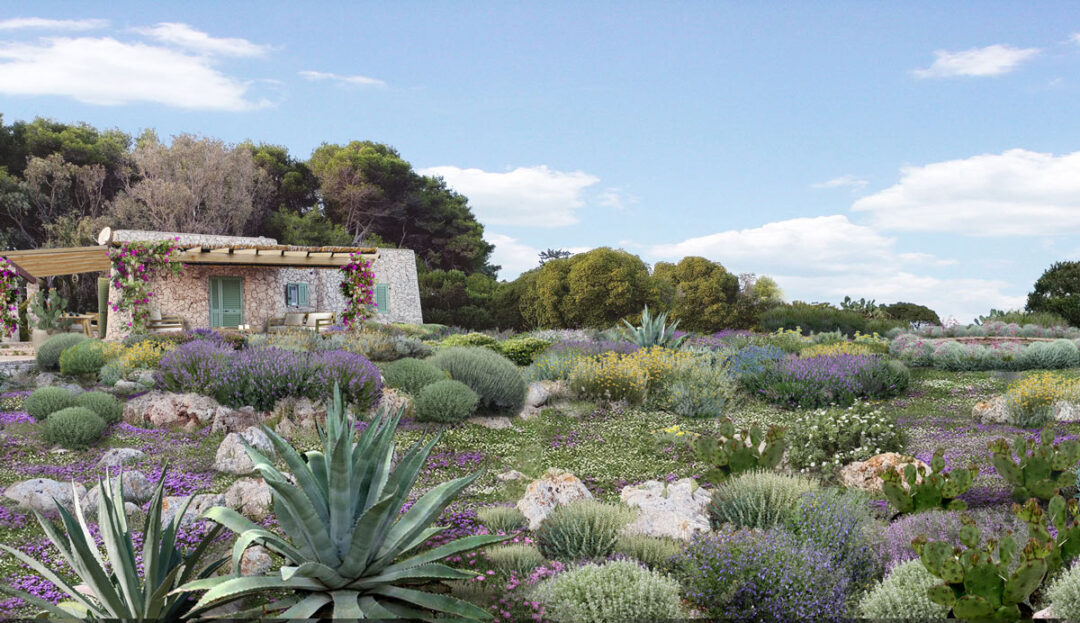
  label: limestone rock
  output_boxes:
[373,389,409,418]
[96,448,147,469]
[839,453,931,493]
[82,471,154,515]
[122,391,228,431]
[238,545,273,576]
[1053,400,1080,422]
[210,405,263,434]
[973,396,1010,424]
[113,380,140,394]
[224,477,273,520]
[273,396,328,431]
[526,382,550,408]
[467,416,513,430]
[1033,606,1054,619]
[516,468,593,530]
[518,405,542,420]
[620,478,711,541]
[4,478,86,514]
[160,493,225,526]
[135,370,156,387]
[497,469,529,482]
[214,426,275,475]
[34,372,56,388]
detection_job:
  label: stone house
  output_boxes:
[97,229,423,340]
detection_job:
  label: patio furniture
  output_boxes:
[65,313,98,337]
[267,311,308,333]
[306,312,336,332]
[148,314,185,333]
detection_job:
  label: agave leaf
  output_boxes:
[97,477,142,613]
[53,500,127,617]
[256,425,331,526]
[373,472,480,567]
[177,523,226,584]
[204,506,305,563]
[183,575,324,614]
[331,589,365,619]
[359,595,430,620]
[0,544,100,614]
[278,593,331,618]
[380,534,510,577]
[351,562,479,589]
[263,474,342,567]
[328,413,355,556]
[372,584,492,620]
[339,496,397,578]
[282,561,348,588]
[0,586,104,620]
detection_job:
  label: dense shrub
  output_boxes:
[485,544,545,578]
[535,560,683,623]
[675,529,851,622]
[58,339,108,377]
[1027,261,1080,327]
[1005,372,1080,428]
[857,559,950,619]
[429,347,527,415]
[785,489,882,590]
[42,407,106,449]
[414,380,479,423]
[568,347,689,405]
[496,336,551,365]
[726,344,787,379]
[73,391,123,425]
[1048,560,1080,620]
[536,500,635,561]
[382,358,447,395]
[744,354,907,408]
[665,353,737,418]
[156,340,235,396]
[35,333,88,371]
[526,340,637,381]
[440,332,499,348]
[306,350,382,410]
[708,472,818,530]
[761,303,905,336]
[23,386,76,421]
[477,506,527,534]
[614,535,683,571]
[786,401,905,472]
[799,341,876,358]
[877,508,1028,570]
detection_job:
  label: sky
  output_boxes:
[1,2,1079,322]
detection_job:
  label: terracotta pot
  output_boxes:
[30,328,50,349]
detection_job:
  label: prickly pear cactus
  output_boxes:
[1014,495,1080,573]
[881,448,974,514]
[912,513,1051,620]
[692,418,787,484]
[989,427,1080,502]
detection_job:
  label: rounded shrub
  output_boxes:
[496,337,551,366]
[785,489,883,590]
[536,500,635,561]
[477,506,527,534]
[428,347,527,415]
[857,559,950,619]
[1049,559,1080,619]
[73,391,123,425]
[42,407,106,449]
[59,339,107,377]
[382,358,447,395]
[98,360,126,386]
[23,386,77,421]
[708,471,819,530]
[440,332,499,348]
[35,333,89,371]
[485,543,546,578]
[535,559,683,623]
[414,380,479,423]
[614,535,683,571]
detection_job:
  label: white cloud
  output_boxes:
[419,165,600,227]
[299,70,386,87]
[912,44,1039,78]
[853,148,1080,235]
[0,36,268,110]
[0,17,108,31]
[134,22,269,57]
[487,233,591,279]
[597,188,638,211]
[812,175,868,191]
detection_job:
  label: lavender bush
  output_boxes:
[785,489,883,590]
[745,354,906,408]
[155,340,233,396]
[878,508,1029,571]
[726,345,787,379]
[676,529,851,622]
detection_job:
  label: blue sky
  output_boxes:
[1,2,1079,321]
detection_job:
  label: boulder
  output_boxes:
[96,448,147,469]
[1034,606,1054,619]
[238,545,273,576]
[516,468,593,530]
[4,478,86,514]
[34,372,57,388]
[82,471,154,515]
[839,453,931,493]
[210,405,263,434]
[526,383,550,408]
[160,493,225,527]
[214,427,275,475]
[518,405,542,420]
[620,478,711,541]
[113,380,140,394]
[135,370,156,387]
[374,389,409,418]
[973,396,1010,424]
[496,469,529,482]
[467,416,513,430]
[224,477,273,520]
[273,396,328,431]
[1053,400,1080,422]
[123,391,228,431]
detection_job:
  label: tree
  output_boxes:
[108,132,273,236]
[418,269,499,329]
[882,302,940,325]
[267,209,352,247]
[539,248,572,265]
[652,256,739,332]
[533,248,657,328]
[731,274,784,330]
[1027,261,1080,326]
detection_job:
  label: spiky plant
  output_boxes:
[0,469,226,621]
[622,305,688,349]
[180,386,507,619]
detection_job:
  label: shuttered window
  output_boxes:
[285,283,309,307]
[375,283,389,315]
[209,277,243,328]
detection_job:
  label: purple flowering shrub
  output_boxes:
[675,529,851,622]
[155,340,233,395]
[785,490,883,590]
[745,354,907,408]
[878,508,1029,571]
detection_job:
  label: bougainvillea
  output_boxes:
[107,238,183,332]
[0,257,19,337]
[339,252,376,329]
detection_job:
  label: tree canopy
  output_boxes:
[1027,261,1080,326]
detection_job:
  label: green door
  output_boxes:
[209,277,244,327]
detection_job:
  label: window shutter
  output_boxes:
[375,283,389,315]
[285,284,294,307]
[298,283,309,307]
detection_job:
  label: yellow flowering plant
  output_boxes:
[1005,372,1080,428]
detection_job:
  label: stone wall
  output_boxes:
[370,248,423,325]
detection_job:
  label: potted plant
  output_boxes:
[29,289,72,349]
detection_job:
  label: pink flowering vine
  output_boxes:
[0,257,20,338]
[108,238,183,332]
[339,253,376,329]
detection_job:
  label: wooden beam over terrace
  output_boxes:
[0,247,110,278]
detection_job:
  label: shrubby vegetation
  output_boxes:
[23,386,76,421]
[534,560,683,623]
[429,346,527,415]
[414,379,480,423]
[42,406,105,449]
[35,333,88,371]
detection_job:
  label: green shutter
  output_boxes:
[210,277,244,327]
[209,279,221,327]
[375,283,389,315]
[298,283,309,307]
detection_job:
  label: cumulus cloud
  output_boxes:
[912,44,1039,78]
[0,36,268,110]
[486,233,591,279]
[852,148,1080,235]
[134,22,269,57]
[419,165,600,227]
[299,70,386,87]
[812,175,868,191]
[0,17,108,31]
[597,188,638,211]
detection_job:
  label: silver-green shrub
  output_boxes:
[23,386,76,421]
[857,559,950,619]
[382,357,447,395]
[477,506,528,534]
[73,391,123,425]
[486,543,545,578]
[413,379,479,423]
[1048,559,1080,619]
[42,407,106,449]
[429,346,527,414]
[535,560,683,623]
[614,535,683,571]
[665,354,737,418]
[35,333,88,371]
[708,471,818,530]
[536,500,636,561]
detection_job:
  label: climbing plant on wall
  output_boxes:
[107,238,183,332]
[340,253,376,329]
[0,257,20,338]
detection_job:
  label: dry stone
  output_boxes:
[238,545,273,576]
[496,469,529,482]
[224,477,273,520]
[123,391,228,431]
[467,416,513,430]
[526,383,550,408]
[96,448,147,469]
[1052,401,1080,422]
[973,396,1010,424]
[210,406,263,434]
[4,478,86,514]
[82,471,154,515]
[214,427,275,475]
[160,493,225,527]
[839,453,931,493]
[516,468,593,530]
[620,478,711,541]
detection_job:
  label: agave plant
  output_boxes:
[0,469,226,621]
[622,305,688,349]
[180,386,507,619]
